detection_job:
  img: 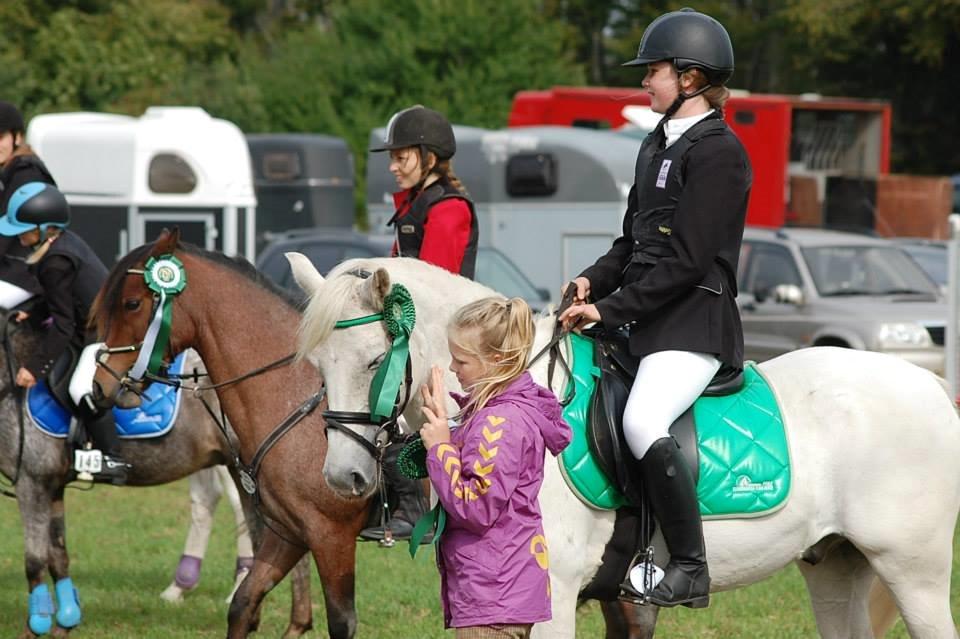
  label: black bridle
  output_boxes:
[94,259,322,548]
[321,356,412,462]
[320,269,416,463]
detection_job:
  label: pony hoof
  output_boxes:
[282,621,314,639]
[160,584,186,603]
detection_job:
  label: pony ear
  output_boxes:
[153,227,180,255]
[366,268,391,308]
[285,252,325,295]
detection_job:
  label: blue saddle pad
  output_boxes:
[27,352,188,439]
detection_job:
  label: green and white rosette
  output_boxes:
[130,254,187,379]
[368,284,416,422]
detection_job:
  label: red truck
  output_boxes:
[509,86,892,230]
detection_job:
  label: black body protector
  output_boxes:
[42,230,109,340]
[628,113,734,283]
[392,178,479,280]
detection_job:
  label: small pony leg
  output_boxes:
[869,544,958,639]
[310,529,358,639]
[796,541,875,639]
[227,528,305,639]
[868,579,898,637]
[161,468,222,603]
[284,556,314,639]
[217,465,254,604]
[531,577,581,639]
[47,487,81,630]
[599,599,659,639]
[17,478,55,638]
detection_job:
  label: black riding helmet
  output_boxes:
[370,105,456,160]
[0,182,70,236]
[623,8,734,86]
[0,101,25,134]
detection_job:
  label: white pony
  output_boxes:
[288,255,960,639]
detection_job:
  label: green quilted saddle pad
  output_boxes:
[694,363,791,519]
[557,334,790,518]
[558,333,626,510]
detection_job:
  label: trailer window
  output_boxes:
[149,154,197,194]
[262,152,302,181]
[506,153,557,197]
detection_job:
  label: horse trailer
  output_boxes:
[26,107,257,265]
[367,125,638,302]
[246,133,355,253]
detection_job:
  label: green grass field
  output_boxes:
[0,479,951,637]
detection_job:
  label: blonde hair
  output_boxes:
[681,68,730,110]
[25,227,62,265]
[449,296,534,419]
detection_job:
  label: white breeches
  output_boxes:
[69,343,103,406]
[0,280,34,310]
[622,350,720,459]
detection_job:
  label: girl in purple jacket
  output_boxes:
[420,296,572,639]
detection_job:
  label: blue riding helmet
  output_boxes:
[0,182,70,236]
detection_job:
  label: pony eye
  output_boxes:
[123,299,142,311]
[367,353,385,370]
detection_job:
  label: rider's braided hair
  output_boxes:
[411,146,467,195]
[448,296,534,419]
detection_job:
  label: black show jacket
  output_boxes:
[580,112,752,369]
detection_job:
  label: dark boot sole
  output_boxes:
[645,594,710,609]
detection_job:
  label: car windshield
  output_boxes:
[900,245,947,286]
[801,245,939,297]
[475,248,545,303]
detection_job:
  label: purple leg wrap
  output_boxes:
[235,557,254,578]
[174,555,202,590]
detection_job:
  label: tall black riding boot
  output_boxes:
[359,441,426,541]
[624,436,710,608]
[83,408,130,485]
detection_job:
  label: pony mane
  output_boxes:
[298,265,372,356]
[297,256,499,358]
[90,242,155,334]
[178,243,302,310]
[91,240,301,336]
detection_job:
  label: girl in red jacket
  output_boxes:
[363,105,481,542]
[371,105,478,279]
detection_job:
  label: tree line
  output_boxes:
[2,0,957,183]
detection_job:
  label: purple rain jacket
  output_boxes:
[426,372,572,628]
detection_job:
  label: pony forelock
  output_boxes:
[296,256,501,360]
[297,273,362,359]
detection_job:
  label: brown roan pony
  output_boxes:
[89,229,369,639]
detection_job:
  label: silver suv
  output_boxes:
[737,227,945,373]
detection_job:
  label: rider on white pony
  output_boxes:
[558,8,751,609]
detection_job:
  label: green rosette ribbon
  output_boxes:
[396,435,428,479]
[130,254,187,379]
[409,503,446,558]
[368,284,416,423]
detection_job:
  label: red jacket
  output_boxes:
[391,188,473,275]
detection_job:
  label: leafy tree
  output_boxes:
[241,0,584,223]
[784,0,960,173]
[1,0,238,117]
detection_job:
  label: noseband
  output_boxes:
[322,274,417,462]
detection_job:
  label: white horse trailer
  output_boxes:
[366,125,639,302]
[27,107,256,265]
